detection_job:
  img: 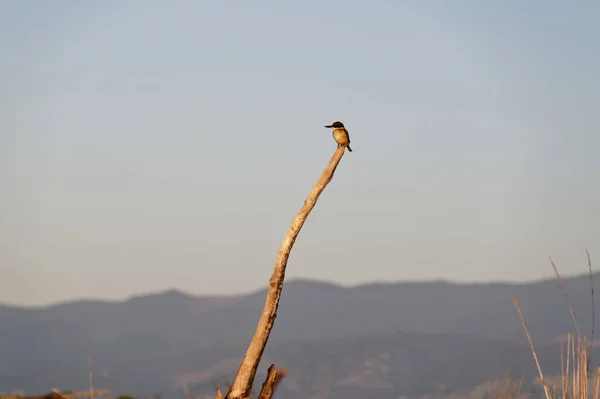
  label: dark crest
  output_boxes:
[325,121,344,128]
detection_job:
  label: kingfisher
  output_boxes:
[324,121,352,152]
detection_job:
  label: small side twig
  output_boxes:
[513,296,551,399]
[257,365,278,399]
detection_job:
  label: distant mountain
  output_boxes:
[0,273,596,398]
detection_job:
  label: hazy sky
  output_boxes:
[1,0,599,306]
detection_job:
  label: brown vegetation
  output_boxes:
[511,251,598,399]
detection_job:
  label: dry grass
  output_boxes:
[487,370,523,399]
[505,251,599,399]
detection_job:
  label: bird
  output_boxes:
[324,121,352,152]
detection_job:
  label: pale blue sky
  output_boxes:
[1,1,599,306]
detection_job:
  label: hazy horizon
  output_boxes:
[2,1,599,306]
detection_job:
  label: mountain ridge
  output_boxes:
[2,270,595,310]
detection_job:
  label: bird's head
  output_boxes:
[324,121,344,129]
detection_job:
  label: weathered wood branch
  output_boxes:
[255,365,287,399]
[257,365,277,399]
[225,146,349,399]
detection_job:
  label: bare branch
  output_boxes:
[225,147,349,399]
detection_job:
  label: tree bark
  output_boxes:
[225,146,349,399]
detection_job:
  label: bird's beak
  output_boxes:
[324,125,333,128]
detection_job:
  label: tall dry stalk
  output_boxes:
[588,250,596,374]
[550,257,581,340]
[513,297,552,399]
[223,146,350,399]
[555,333,599,399]
[513,253,599,399]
